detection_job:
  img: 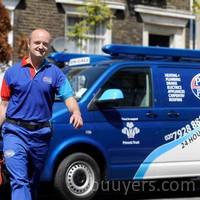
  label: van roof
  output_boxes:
[48,45,200,68]
[103,44,200,62]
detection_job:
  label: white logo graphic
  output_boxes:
[4,149,15,158]
[43,76,52,84]
[122,122,140,139]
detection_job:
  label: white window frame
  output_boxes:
[66,15,111,54]
[55,0,125,54]
[55,0,126,10]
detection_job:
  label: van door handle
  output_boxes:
[146,112,157,118]
[168,112,180,118]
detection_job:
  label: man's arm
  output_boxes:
[0,101,8,126]
[64,97,83,129]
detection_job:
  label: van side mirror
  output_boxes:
[96,89,124,103]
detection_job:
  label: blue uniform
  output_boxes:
[1,57,73,200]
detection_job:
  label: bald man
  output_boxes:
[0,28,83,200]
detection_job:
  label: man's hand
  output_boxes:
[0,101,8,127]
[65,97,83,129]
[69,112,83,129]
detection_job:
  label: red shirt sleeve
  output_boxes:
[1,78,11,101]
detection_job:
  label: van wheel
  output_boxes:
[54,152,100,200]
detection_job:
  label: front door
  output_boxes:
[90,65,161,180]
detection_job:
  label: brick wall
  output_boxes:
[166,0,190,10]
[112,10,143,45]
[13,0,65,62]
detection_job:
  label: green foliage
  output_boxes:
[82,0,113,29]
[193,0,200,14]
[0,1,12,64]
[67,20,89,47]
[67,0,113,48]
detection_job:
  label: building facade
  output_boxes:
[2,0,195,62]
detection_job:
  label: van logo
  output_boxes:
[122,122,140,139]
[191,74,200,100]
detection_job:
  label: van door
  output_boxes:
[90,65,164,180]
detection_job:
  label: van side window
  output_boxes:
[99,68,151,108]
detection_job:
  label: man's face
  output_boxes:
[28,30,51,59]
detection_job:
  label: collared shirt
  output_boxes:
[1,57,73,122]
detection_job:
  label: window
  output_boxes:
[149,34,170,47]
[58,1,126,54]
[67,66,107,99]
[66,16,110,54]
[97,68,151,108]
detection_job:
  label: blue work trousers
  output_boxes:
[2,122,51,200]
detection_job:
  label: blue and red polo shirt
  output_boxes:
[1,57,73,122]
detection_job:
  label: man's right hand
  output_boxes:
[0,101,8,127]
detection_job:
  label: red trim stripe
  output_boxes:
[21,56,29,67]
[1,79,11,101]
[21,56,36,78]
[29,67,35,79]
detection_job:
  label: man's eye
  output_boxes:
[34,41,48,47]
[35,42,41,45]
[43,43,48,47]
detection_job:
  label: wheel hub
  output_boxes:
[73,169,87,186]
[65,161,95,197]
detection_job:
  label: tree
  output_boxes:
[0,1,12,64]
[193,0,200,14]
[16,33,28,59]
[67,0,113,53]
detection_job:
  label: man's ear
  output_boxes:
[27,38,30,49]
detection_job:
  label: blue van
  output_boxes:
[2,44,200,199]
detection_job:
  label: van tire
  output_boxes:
[54,152,100,200]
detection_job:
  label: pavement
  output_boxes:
[1,179,200,200]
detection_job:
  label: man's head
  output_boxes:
[28,28,52,61]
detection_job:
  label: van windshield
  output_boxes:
[66,65,107,100]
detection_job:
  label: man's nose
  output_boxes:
[39,43,44,48]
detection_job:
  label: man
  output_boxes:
[0,28,83,200]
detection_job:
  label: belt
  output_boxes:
[5,118,51,131]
